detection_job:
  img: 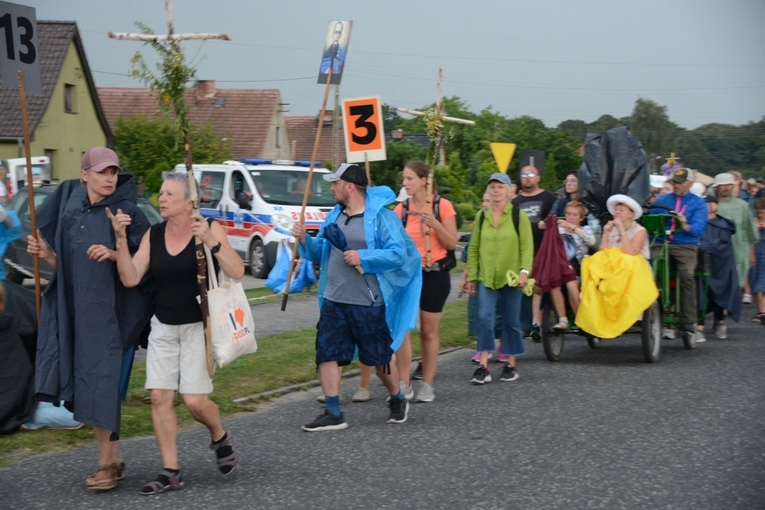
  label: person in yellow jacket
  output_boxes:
[576,194,658,338]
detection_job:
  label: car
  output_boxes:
[3,184,163,284]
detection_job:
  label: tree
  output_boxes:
[628,98,677,160]
[113,115,232,193]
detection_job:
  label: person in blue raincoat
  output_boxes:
[0,203,21,279]
[27,147,152,491]
[291,163,421,432]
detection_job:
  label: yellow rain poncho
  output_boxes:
[575,247,658,339]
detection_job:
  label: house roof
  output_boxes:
[97,86,282,159]
[0,21,112,143]
[285,114,345,166]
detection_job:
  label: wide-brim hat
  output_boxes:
[711,172,736,187]
[606,194,643,220]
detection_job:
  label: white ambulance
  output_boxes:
[172,159,335,278]
[0,156,52,198]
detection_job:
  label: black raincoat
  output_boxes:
[698,215,741,322]
[34,176,152,439]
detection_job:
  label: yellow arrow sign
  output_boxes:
[490,143,516,174]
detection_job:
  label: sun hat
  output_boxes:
[711,173,736,187]
[606,194,643,220]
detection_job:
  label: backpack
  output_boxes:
[401,195,457,271]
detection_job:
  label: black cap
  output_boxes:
[323,163,368,186]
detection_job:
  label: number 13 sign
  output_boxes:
[342,96,386,164]
[0,1,41,93]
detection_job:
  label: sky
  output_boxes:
[13,0,765,130]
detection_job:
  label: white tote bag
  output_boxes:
[204,245,257,367]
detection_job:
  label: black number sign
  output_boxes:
[0,2,41,93]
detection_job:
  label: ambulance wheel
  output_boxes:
[249,239,268,278]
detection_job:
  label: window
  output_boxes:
[44,149,56,180]
[64,84,76,113]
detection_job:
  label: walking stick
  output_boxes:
[281,69,333,311]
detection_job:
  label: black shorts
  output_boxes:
[420,269,451,313]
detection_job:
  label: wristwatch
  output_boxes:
[211,241,222,254]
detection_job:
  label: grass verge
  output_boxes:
[0,297,471,466]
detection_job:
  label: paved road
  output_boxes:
[2,290,764,509]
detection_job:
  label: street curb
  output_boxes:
[232,347,465,404]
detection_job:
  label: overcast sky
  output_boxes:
[16,0,765,130]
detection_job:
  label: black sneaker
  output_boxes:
[499,364,519,382]
[470,365,492,384]
[530,324,542,343]
[387,397,409,424]
[302,411,348,432]
[412,362,423,380]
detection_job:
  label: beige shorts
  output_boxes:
[145,315,213,394]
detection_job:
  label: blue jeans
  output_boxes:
[476,283,525,357]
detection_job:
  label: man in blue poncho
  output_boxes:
[291,163,421,431]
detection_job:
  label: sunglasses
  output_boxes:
[520,172,537,178]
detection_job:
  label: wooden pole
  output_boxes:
[281,68,333,311]
[17,71,41,321]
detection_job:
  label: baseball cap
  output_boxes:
[81,147,121,173]
[323,163,368,186]
[395,187,410,202]
[711,173,736,187]
[486,172,512,186]
[668,168,693,184]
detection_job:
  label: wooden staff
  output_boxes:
[424,171,434,267]
[281,69,333,311]
[183,141,213,377]
[18,71,42,320]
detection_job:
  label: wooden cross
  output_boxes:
[108,0,229,377]
[665,152,680,167]
[397,67,475,266]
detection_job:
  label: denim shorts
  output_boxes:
[315,300,394,367]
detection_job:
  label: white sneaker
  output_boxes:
[742,293,752,304]
[415,382,435,403]
[713,324,728,339]
[662,328,676,339]
[552,317,569,331]
[399,381,414,401]
[352,387,371,402]
[695,331,706,343]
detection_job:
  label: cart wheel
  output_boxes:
[681,329,697,350]
[586,336,601,349]
[640,301,662,363]
[541,301,564,362]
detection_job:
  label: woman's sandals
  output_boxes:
[85,462,125,491]
[210,431,237,475]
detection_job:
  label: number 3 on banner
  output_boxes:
[342,96,387,164]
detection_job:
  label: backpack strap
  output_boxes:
[401,199,409,227]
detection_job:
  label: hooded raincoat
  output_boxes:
[298,186,421,351]
[34,176,152,439]
[698,215,741,322]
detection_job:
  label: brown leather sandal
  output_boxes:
[85,463,121,491]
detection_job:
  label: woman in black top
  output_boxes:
[108,172,243,495]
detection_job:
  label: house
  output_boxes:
[98,81,291,161]
[285,110,346,168]
[0,21,114,181]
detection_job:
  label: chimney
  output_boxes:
[320,109,334,125]
[392,129,404,140]
[196,80,216,100]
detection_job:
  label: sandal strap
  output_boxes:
[209,432,234,450]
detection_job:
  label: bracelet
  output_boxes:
[210,241,222,255]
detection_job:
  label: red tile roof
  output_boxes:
[97,86,283,159]
[285,114,345,167]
